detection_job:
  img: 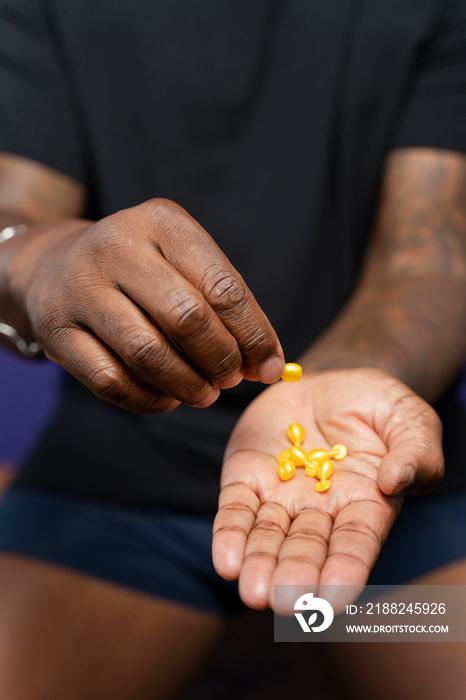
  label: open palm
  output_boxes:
[212,368,443,612]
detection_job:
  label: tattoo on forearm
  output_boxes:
[302,149,466,401]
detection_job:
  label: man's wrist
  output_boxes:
[0,224,43,357]
[0,317,42,357]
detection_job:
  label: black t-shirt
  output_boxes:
[1,0,466,513]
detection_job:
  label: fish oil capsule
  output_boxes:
[315,458,334,492]
[287,423,305,445]
[281,363,303,383]
[278,460,296,481]
[329,444,347,461]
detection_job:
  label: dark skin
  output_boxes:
[0,156,286,412]
[0,147,465,698]
[214,148,466,612]
[302,148,466,401]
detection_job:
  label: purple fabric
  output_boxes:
[459,364,466,409]
[0,347,61,463]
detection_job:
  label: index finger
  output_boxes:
[143,199,285,382]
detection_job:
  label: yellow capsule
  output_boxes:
[277,450,291,466]
[287,423,305,445]
[329,444,347,461]
[289,445,309,466]
[281,363,303,383]
[278,460,296,481]
[315,458,334,492]
[316,458,334,480]
[307,448,329,463]
[304,463,317,478]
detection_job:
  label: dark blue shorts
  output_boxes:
[0,484,464,614]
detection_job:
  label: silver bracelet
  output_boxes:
[0,224,43,358]
[0,224,28,243]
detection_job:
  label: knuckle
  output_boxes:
[205,346,241,380]
[240,326,276,357]
[32,310,59,342]
[87,367,168,413]
[144,197,179,218]
[163,292,210,337]
[33,310,71,349]
[85,220,124,257]
[82,215,143,263]
[204,269,249,314]
[87,363,124,399]
[142,198,181,235]
[123,331,165,372]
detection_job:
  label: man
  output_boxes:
[0,1,465,698]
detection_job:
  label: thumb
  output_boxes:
[377,440,444,496]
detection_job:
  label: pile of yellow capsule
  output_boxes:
[279,364,347,492]
[277,423,347,491]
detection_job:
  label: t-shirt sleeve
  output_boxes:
[390,0,466,155]
[0,0,86,183]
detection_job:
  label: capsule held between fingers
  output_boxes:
[281,363,302,382]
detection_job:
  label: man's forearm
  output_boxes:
[301,148,466,403]
[301,271,466,402]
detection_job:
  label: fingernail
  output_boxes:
[395,465,415,492]
[193,386,220,408]
[166,399,181,412]
[256,356,285,383]
[219,373,244,389]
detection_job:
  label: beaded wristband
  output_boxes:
[0,224,43,357]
